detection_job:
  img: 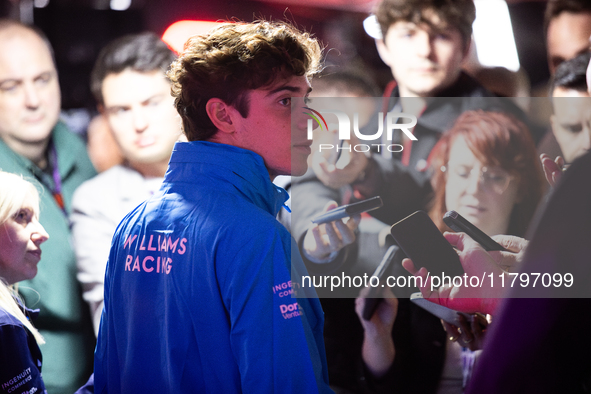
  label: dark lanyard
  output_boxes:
[49,143,68,216]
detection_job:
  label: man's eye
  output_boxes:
[563,124,583,133]
[36,73,52,85]
[279,98,291,106]
[0,82,18,92]
[435,32,452,40]
[109,107,129,116]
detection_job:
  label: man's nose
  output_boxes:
[133,108,149,132]
[415,31,434,58]
[24,83,41,109]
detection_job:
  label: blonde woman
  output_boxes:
[0,171,49,393]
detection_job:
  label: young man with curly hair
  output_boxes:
[93,21,330,393]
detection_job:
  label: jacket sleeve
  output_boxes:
[0,323,46,394]
[218,226,332,393]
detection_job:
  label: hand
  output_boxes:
[310,135,369,190]
[355,286,398,377]
[443,313,488,351]
[402,232,527,315]
[302,201,360,262]
[540,153,567,187]
[490,234,528,272]
[355,286,398,336]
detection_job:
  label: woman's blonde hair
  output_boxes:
[0,171,44,344]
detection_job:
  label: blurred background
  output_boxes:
[0,0,550,112]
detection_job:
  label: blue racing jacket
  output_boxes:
[94,141,332,393]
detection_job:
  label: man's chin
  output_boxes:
[290,159,309,177]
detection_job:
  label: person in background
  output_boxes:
[357,110,543,394]
[0,171,49,393]
[542,52,591,186]
[71,32,181,335]
[537,0,591,167]
[93,21,331,392]
[0,19,96,394]
[429,111,544,239]
[545,0,591,75]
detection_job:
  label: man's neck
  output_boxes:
[130,159,169,179]
[399,96,427,117]
[1,136,50,169]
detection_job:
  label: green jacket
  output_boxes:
[0,121,97,394]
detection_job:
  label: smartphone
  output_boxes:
[362,245,400,321]
[410,293,471,326]
[390,210,463,277]
[443,210,507,252]
[311,196,383,224]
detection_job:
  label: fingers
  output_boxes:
[540,154,566,187]
[489,235,528,271]
[457,314,474,342]
[322,200,339,212]
[333,219,356,246]
[555,155,565,168]
[401,258,418,275]
[541,154,559,187]
[345,213,361,232]
[442,320,461,342]
[402,259,435,299]
[491,235,528,253]
[443,231,467,251]
[471,313,488,333]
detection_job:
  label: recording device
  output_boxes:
[389,211,463,277]
[410,292,471,326]
[443,210,507,252]
[361,245,400,321]
[311,196,383,224]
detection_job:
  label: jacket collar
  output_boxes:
[166,141,288,217]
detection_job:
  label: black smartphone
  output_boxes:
[362,245,399,321]
[443,210,507,252]
[390,210,463,277]
[311,196,383,224]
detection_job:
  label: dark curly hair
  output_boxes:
[167,20,323,141]
[374,0,476,51]
[90,32,176,106]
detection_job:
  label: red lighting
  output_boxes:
[162,20,224,54]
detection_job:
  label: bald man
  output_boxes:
[0,19,96,394]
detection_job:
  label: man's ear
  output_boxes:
[206,98,235,135]
[375,38,392,67]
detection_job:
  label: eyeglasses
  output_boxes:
[442,164,515,194]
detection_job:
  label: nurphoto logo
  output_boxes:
[304,106,418,154]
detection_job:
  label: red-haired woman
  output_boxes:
[429,110,544,238]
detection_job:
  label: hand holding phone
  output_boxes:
[410,292,471,326]
[362,245,399,320]
[443,211,507,251]
[311,196,383,224]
